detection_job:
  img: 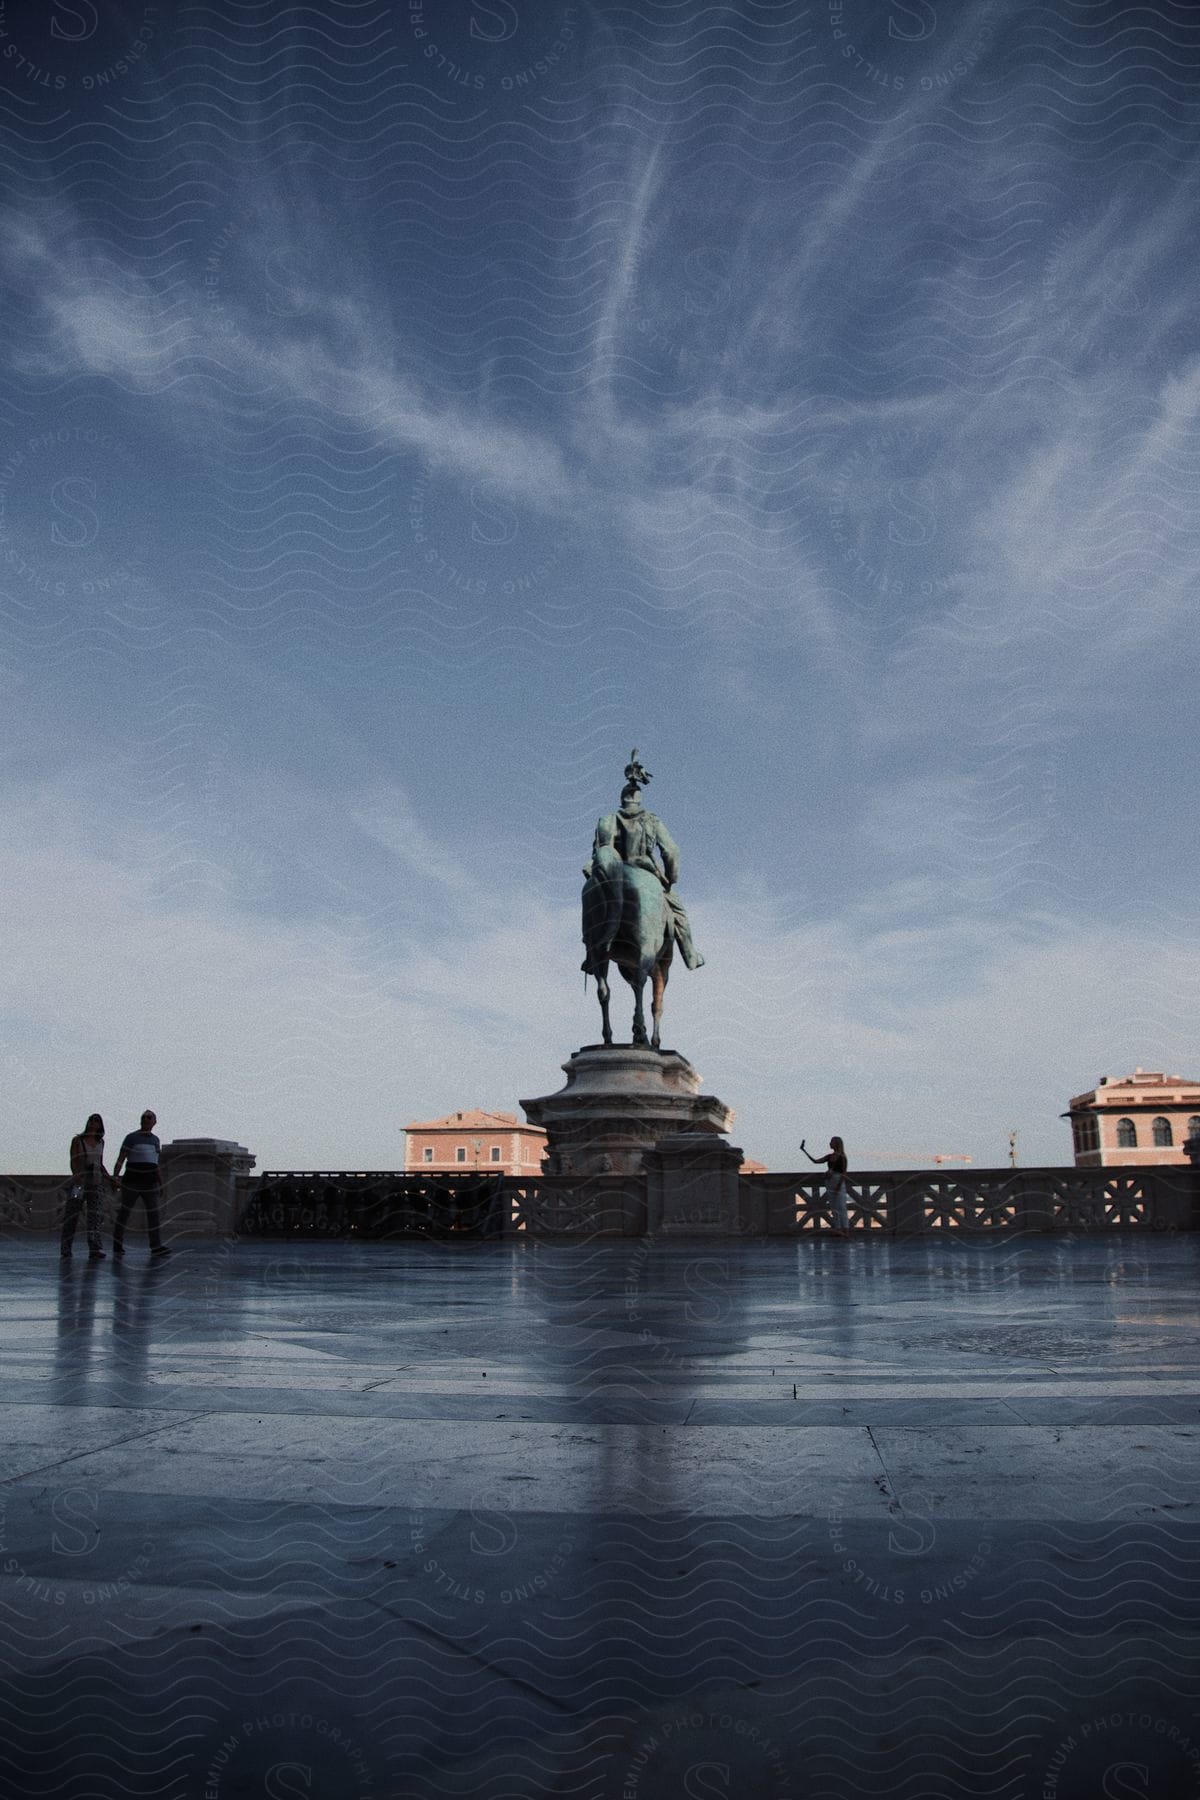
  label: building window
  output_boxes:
[1152,1117,1173,1147]
[490,1146,502,1162]
[422,1147,433,1163]
[1116,1118,1137,1148]
[1073,1114,1099,1154]
[456,1146,467,1163]
[1188,1116,1200,1139]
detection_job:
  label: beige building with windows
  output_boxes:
[404,1109,548,1177]
[1063,1069,1200,1168]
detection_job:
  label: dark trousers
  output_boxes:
[61,1178,104,1253]
[114,1178,164,1251]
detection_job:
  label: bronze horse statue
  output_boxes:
[580,750,706,1049]
[582,853,674,1049]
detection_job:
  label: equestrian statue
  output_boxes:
[581,750,704,1050]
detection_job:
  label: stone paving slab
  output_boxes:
[873,1422,1200,1518]
[18,1413,1199,1520]
[36,1417,893,1516]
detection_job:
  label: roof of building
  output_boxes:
[404,1109,545,1133]
[1067,1069,1200,1110]
[1100,1069,1194,1086]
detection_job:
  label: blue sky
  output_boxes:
[2,0,1198,1172]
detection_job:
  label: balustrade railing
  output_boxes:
[507,1174,647,1237]
[752,1166,1196,1235]
[238,1172,507,1239]
[3,1162,1192,1241]
[0,1175,80,1233]
[232,1165,1196,1239]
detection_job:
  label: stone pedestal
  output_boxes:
[160,1138,256,1239]
[520,1045,733,1177]
[644,1128,747,1235]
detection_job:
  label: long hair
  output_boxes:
[81,1113,105,1138]
[830,1135,844,1152]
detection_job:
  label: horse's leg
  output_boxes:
[630,973,648,1046]
[596,962,613,1045]
[650,955,669,1051]
[614,956,646,1046]
[618,956,648,1046]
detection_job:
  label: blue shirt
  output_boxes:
[119,1130,160,1176]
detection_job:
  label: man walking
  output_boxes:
[112,1111,170,1257]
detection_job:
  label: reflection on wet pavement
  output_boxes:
[1,1236,1197,1796]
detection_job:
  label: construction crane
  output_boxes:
[854,1152,973,1166]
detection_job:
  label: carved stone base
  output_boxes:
[520,1045,733,1177]
[643,1129,748,1235]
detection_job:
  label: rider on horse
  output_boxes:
[582,751,704,976]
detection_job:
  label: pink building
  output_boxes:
[1063,1069,1200,1168]
[403,1109,547,1177]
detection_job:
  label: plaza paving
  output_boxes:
[1,1234,1198,1799]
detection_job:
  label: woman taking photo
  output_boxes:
[61,1113,113,1261]
[801,1134,850,1238]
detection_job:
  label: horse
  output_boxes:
[582,856,674,1049]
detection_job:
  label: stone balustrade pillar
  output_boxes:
[159,1139,256,1239]
[643,1128,748,1236]
[889,1175,925,1236]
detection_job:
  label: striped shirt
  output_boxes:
[119,1130,160,1177]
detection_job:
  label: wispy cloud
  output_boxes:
[350,786,477,900]
[0,203,579,513]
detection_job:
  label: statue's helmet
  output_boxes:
[622,747,652,798]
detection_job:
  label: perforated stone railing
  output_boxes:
[0,1175,84,1233]
[759,1174,895,1234]
[233,1166,1194,1238]
[506,1174,647,1237]
[1040,1169,1182,1231]
[0,1179,39,1229]
[3,1162,1194,1240]
[751,1166,1196,1235]
[237,1172,507,1239]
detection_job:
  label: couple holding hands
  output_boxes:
[62,1110,170,1262]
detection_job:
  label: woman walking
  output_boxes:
[801,1135,850,1238]
[62,1114,113,1261]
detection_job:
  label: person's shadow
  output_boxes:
[109,1261,165,1398]
[51,1257,168,1403]
[51,1255,105,1397]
